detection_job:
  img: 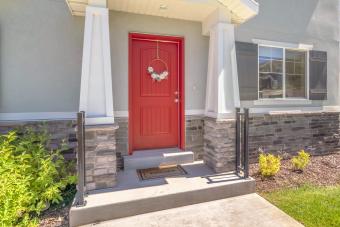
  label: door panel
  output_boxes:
[130,37,180,151]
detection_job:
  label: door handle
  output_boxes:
[174,98,179,103]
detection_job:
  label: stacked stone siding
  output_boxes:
[249,112,340,161]
[0,120,77,161]
[202,111,340,173]
[203,117,236,173]
[114,116,205,168]
[115,118,128,170]
[85,124,118,191]
[4,111,338,189]
[185,116,204,160]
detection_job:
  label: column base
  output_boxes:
[203,117,236,173]
[85,123,119,191]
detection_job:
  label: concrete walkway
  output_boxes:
[70,162,255,226]
[83,193,303,227]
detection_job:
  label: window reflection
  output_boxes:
[258,46,307,99]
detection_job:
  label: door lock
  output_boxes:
[174,91,179,103]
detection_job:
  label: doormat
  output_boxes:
[137,165,187,181]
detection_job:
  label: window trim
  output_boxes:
[257,44,310,101]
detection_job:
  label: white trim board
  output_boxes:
[0,110,206,121]
[252,39,313,50]
[85,117,115,125]
[0,112,77,121]
[250,106,340,114]
[185,109,205,116]
[253,99,312,106]
[2,107,340,122]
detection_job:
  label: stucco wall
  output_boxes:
[109,11,209,112]
[0,0,84,113]
[236,0,340,108]
[0,0,339,115]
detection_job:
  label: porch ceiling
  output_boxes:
[65,0,258,24]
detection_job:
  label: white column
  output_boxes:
[203,9,240,119]
[79,2,114,125]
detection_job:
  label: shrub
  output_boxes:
[259,153,282,178]
[291,150,310,171]
[0,129,77,226]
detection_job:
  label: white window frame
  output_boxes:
[257,45,310,101]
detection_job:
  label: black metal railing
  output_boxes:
[76,111,86,206]
[235,108,249,178]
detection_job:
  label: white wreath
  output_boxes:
[147,66,169,82]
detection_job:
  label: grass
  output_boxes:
[262,185,340,227]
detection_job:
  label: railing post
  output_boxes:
[235,108,241,174]
[76,111,86,206]
[243,108,249,178]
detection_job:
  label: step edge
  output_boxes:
[69,179,255,226]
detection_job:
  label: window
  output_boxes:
[258,46,307,99]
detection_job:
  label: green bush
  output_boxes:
[291,150,310,171]
[0,129,77,226]
[259,153,282,178]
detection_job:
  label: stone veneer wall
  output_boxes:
[114,116,205,169]
[203,117,236,173]
[248,112,340,161]
[85,124,118,191]
[185,116,204,159]
[203,111,340,174]
[115,118,128,170]
[0,120,77,161]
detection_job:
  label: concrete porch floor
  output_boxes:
[70,161,255,226]
[82,193,303,227]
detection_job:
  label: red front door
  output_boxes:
[129,33,184,153]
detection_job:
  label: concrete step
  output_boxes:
[124,148,194,170]
[80,194,304,227]
[70,161,256,227]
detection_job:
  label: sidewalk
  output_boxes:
[83,193,303,227]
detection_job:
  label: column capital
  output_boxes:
[88,0,107,8]
[86,5,109,16]
[202,7,232,36]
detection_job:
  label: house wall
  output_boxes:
[1,0,338,116]
[203,111,340,173]
[248,112,340,161]
[115,116,204,167]
[109,11,209,114]
[0,0,84,113]
[0,3,209,116]
[235,0,340,109]
[0,120,77,161]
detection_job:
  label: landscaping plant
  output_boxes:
[291,150,310,172]
[0,129,77,226]
[258,153,282,178]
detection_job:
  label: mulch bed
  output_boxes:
[250,152,340,193]
[39,205,70,227]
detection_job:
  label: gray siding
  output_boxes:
[0,0,84,113]
[0,0,339,114]
[236,0,339,107]
[109,11,209,112]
